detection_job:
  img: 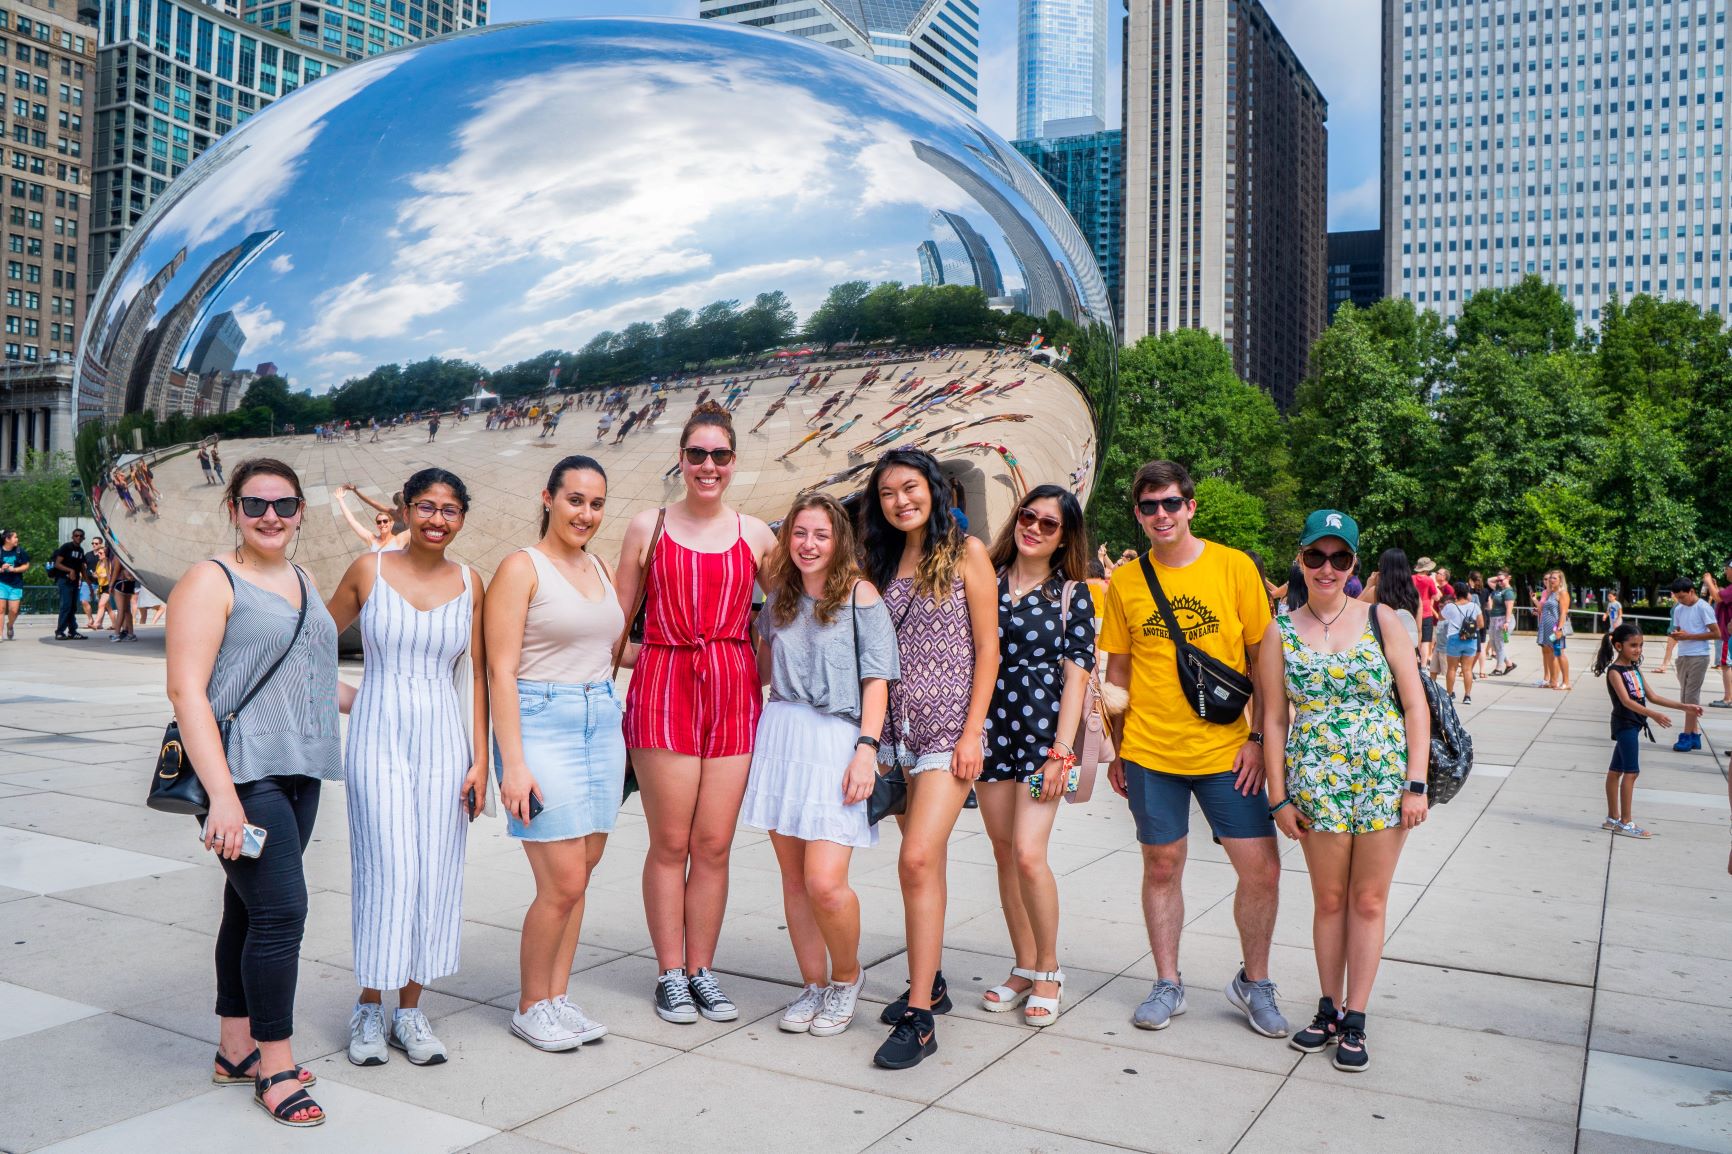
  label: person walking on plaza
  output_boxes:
[1665,577,1719,752]
[1604,585,1624,634]
[1533,570,1572,689]
[1485,571,1517,676]
[0,528,28,641]
[1702,564,1732,708]
[108,554,139,642]
[1440,584,1484,705]
[325,468,489,1068]
[1595,623,1702,837]
[743,494,897,1039]
[614,403,776,1028]
[84,538,112,633]
[1099,460,1288,1040]
[859,447,998,1069]
[165,458,341,1127]
[1258,509,1430,1072]
[49,528,87,640]
[976,486,1096,1027]
[1411,557,1440,668]
[486,455,626,1051]
[1357,548,1421,648]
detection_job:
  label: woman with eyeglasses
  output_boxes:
[975,485,1095,1027]
[1256,510,1430,1074]
[165,458,342,1127]
[860,447,999,1070]
[334,484,403,552]
[614,401,777,1027]
[325,468,488,1070]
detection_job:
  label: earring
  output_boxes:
[233,525,243,564]
[288,525,300,562]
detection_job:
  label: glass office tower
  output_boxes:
[1016,0,1106,139]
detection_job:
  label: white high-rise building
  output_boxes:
[698,0,980,114]
[1383,0,1730,326]
[1016,0,1106,139]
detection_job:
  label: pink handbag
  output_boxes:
[1060,582,1116,804]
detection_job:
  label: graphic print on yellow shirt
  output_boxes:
[1099,541,1272,776]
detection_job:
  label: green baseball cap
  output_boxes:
[1299,509,1359,552]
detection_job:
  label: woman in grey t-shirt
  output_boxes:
[743,494,899,1039]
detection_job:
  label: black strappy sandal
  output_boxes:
[254,1068,326,1128]
[212,1048,315,1087]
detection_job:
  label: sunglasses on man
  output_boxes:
[1136,496,1188,517]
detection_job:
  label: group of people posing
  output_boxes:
[165,401,1435,1130]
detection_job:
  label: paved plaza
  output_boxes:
[0,623,1727,1153]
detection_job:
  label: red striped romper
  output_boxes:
[623,517,762,758]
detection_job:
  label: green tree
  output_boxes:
[738,291,797,353]
[1454,274,1579,356]
[803,280,870,347]
[0,450,78,584]
[1189,476,1268,556]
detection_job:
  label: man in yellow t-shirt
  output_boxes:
[1100,460,1287,1040]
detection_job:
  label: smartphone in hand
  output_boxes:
[527,793,544,821]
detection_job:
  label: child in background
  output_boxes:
[1665,577,1720,752]
[1593,623,1702,839]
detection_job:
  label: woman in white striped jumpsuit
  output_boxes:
[325,468,488,1067]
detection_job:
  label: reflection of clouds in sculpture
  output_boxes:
[304,273,464,346]
[225,298,285,351]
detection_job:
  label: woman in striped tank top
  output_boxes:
[325,468,488,1069]
[614,402,777,1025]
[485,455,627,1052]
[859,447,999,1070]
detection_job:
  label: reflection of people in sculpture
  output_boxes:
[613,406,647,444]
[540,409,561,438]
[346,485,409,538]
[777,423,832,461]
[817,413,862,447]
[595,410,615,441]
[805,459,875,493]
[961,441,1027,499]
[427,414,441,442]
[111,468,138,515]
[368,417,381,443]
[335,485,403,553]
[751,395,788,433]
[808,391,845,426]
[851,418,921,457]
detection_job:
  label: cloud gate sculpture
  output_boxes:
[78,17,1116,599]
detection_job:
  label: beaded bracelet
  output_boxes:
[1268,798,1293,817]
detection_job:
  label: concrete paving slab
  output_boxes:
[1041,975,1303,1076]
[0,978,103,1042]
[1595,943,1732,1009]
[1358,956,1594,1047]
[1384,887,1602,985]
[1232,1078,1577,1154]
[1590,989,1732,1073]
[458,1135,575,1154]
[863,1107,1135,1153]
[0,824,198,895]
[1579,1050,1732,1152]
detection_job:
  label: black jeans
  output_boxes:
[213,775,321,1042]
[55,579,78,635]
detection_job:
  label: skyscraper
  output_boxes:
[698,0,980,114]
[1016,0,1106,139]
[922,208,1006,298]
[1013,129,1123,322]
[1123,0,1328,408]
[1382,0,1729,327]
[239,0,485,62]
[1328,229,1383,319]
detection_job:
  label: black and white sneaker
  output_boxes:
[873,1008,937,1070]
[654,968,699,1024]
[687,967,739,1021]
[1332,1010,1369,1071]
[1289,996,1341,1054]
[878,969,953,1024]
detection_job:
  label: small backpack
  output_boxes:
[1368,608,1473,804]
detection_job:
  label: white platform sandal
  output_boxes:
[981,967,1037,1012]
[1023,969,1065,1027]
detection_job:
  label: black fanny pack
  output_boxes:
[1139,555,1254,725]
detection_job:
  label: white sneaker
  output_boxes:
[778,984,826,1033]
[810,975,864,1037]
[390,1008,448,1065]
[511,999,583,1052]
[553,995,608,1044]
[347,1002,389,1066]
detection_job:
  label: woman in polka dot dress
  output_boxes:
[976,485,1096,1026]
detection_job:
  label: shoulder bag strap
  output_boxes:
[851,583,861,686]
[1137,555,1191,657]
[225,566,310,724]
[1366,605,1404,711]
[612,507,667,678]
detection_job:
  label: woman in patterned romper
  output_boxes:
[859,448,999,1070]
[615,402,777,1027]
[1256,510,1431,1074]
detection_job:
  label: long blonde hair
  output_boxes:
[767,494,863,627]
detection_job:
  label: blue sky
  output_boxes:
[488,0,1381,232]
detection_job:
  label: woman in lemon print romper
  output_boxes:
[1255,511,1430,1075]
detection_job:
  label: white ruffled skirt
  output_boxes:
[741,700,876,849]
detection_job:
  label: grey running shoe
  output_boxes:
[389,1008,448,1065]
[1132,978,1186,1030]
[553,995,608,1044]
[347,1002,388,1066]
[778,984,826,1033]
[1225,968,1289,1038]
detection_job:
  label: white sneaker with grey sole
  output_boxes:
[390,1008,448,1065]
[511,999,583,1052]
[810,975,864,1037]
[348,1002,389,1066]
[553,995,608,1043]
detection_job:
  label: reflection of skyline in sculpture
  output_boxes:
[919,209,1006,299]
[83,250,187,424]
[190,312,248,377]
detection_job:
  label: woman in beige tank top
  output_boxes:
[482,454,626,1052]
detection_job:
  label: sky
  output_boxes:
[488,0,1382,232]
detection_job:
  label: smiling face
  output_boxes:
[877,464,932,536]
[407,483,464,551]
[374,513,394,536]
[787,507,836,578]
[1299,535,1355,600]
[1134,482,1194,548]
[1617,633,1645,663]
[232,473,302,557]
[680,425,734,501]
[1014,495,1064,564]
[544,466,606,550]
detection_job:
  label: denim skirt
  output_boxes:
[492,679,626,842]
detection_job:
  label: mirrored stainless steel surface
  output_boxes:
[77,17,1115,597]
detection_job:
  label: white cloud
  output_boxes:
[302,273,463,346]
[308,348,364,368]
[269,253,295,275]
[226,297,285,352]
[1329,173,1380,231]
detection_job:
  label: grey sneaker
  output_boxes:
[1132,978,1186,1030]
[778,984,826,1033]
[1225,968,1290,1038]
[810,974,864,1038]
[347,1002,388,1066]
[553,995,608,1044]
[389,1008,448,1065]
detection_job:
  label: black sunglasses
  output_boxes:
[1136,496,1188,516]
[1301,548,1356,572]
[238,495,304,519]
[682,446,736,467]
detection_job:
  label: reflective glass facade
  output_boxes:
[1383,0,1731,326]
[1016,0,1106,139]
[239,0,485,61]
[1014,128,1123,320]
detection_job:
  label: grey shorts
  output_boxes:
[1675,655,1708,705]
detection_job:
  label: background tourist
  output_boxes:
[1411,557,1439,668]
[49,527,86,640]
[334,484,401,552]
[1594,623,1700,838]
[1533,570,1572,689]
[1485,571,1517,676]
[0,529,27,641]
[1700,564,1732,709]
[1664,577,1718,752]
[1440,584,1483,705]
